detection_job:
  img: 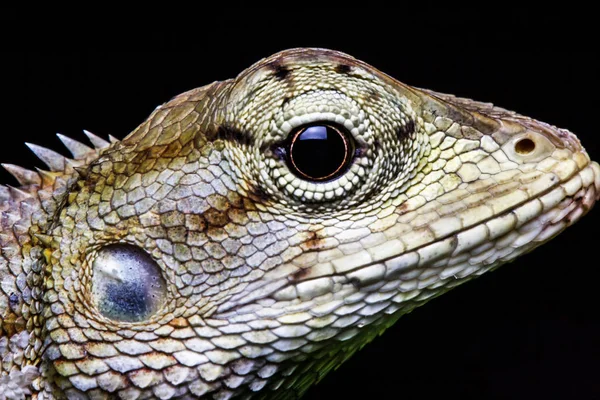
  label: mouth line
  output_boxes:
[294,163,596,285]
[221,160,598,313]
[335,162,594,276]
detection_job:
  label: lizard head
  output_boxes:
[1,48,598,399]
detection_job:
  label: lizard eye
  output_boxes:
[287,124,354,181]
[91,244,167,322]
[226,88,388,206]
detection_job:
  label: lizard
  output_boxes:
[0,48,598,400]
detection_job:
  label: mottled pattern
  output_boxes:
[0,48,598,399]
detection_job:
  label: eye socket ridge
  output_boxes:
[277,122,356,182]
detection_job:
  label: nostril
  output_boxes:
[502,132,555,163]
[515,138,536,154]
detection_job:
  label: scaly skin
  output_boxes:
[0,48,598,399]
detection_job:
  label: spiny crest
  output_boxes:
[83,130,110,149]
[1,130,117,201]
[0,165,41,186]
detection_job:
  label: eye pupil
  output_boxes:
[288,124,352,181]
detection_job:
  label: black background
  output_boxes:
[2,9,599,399]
